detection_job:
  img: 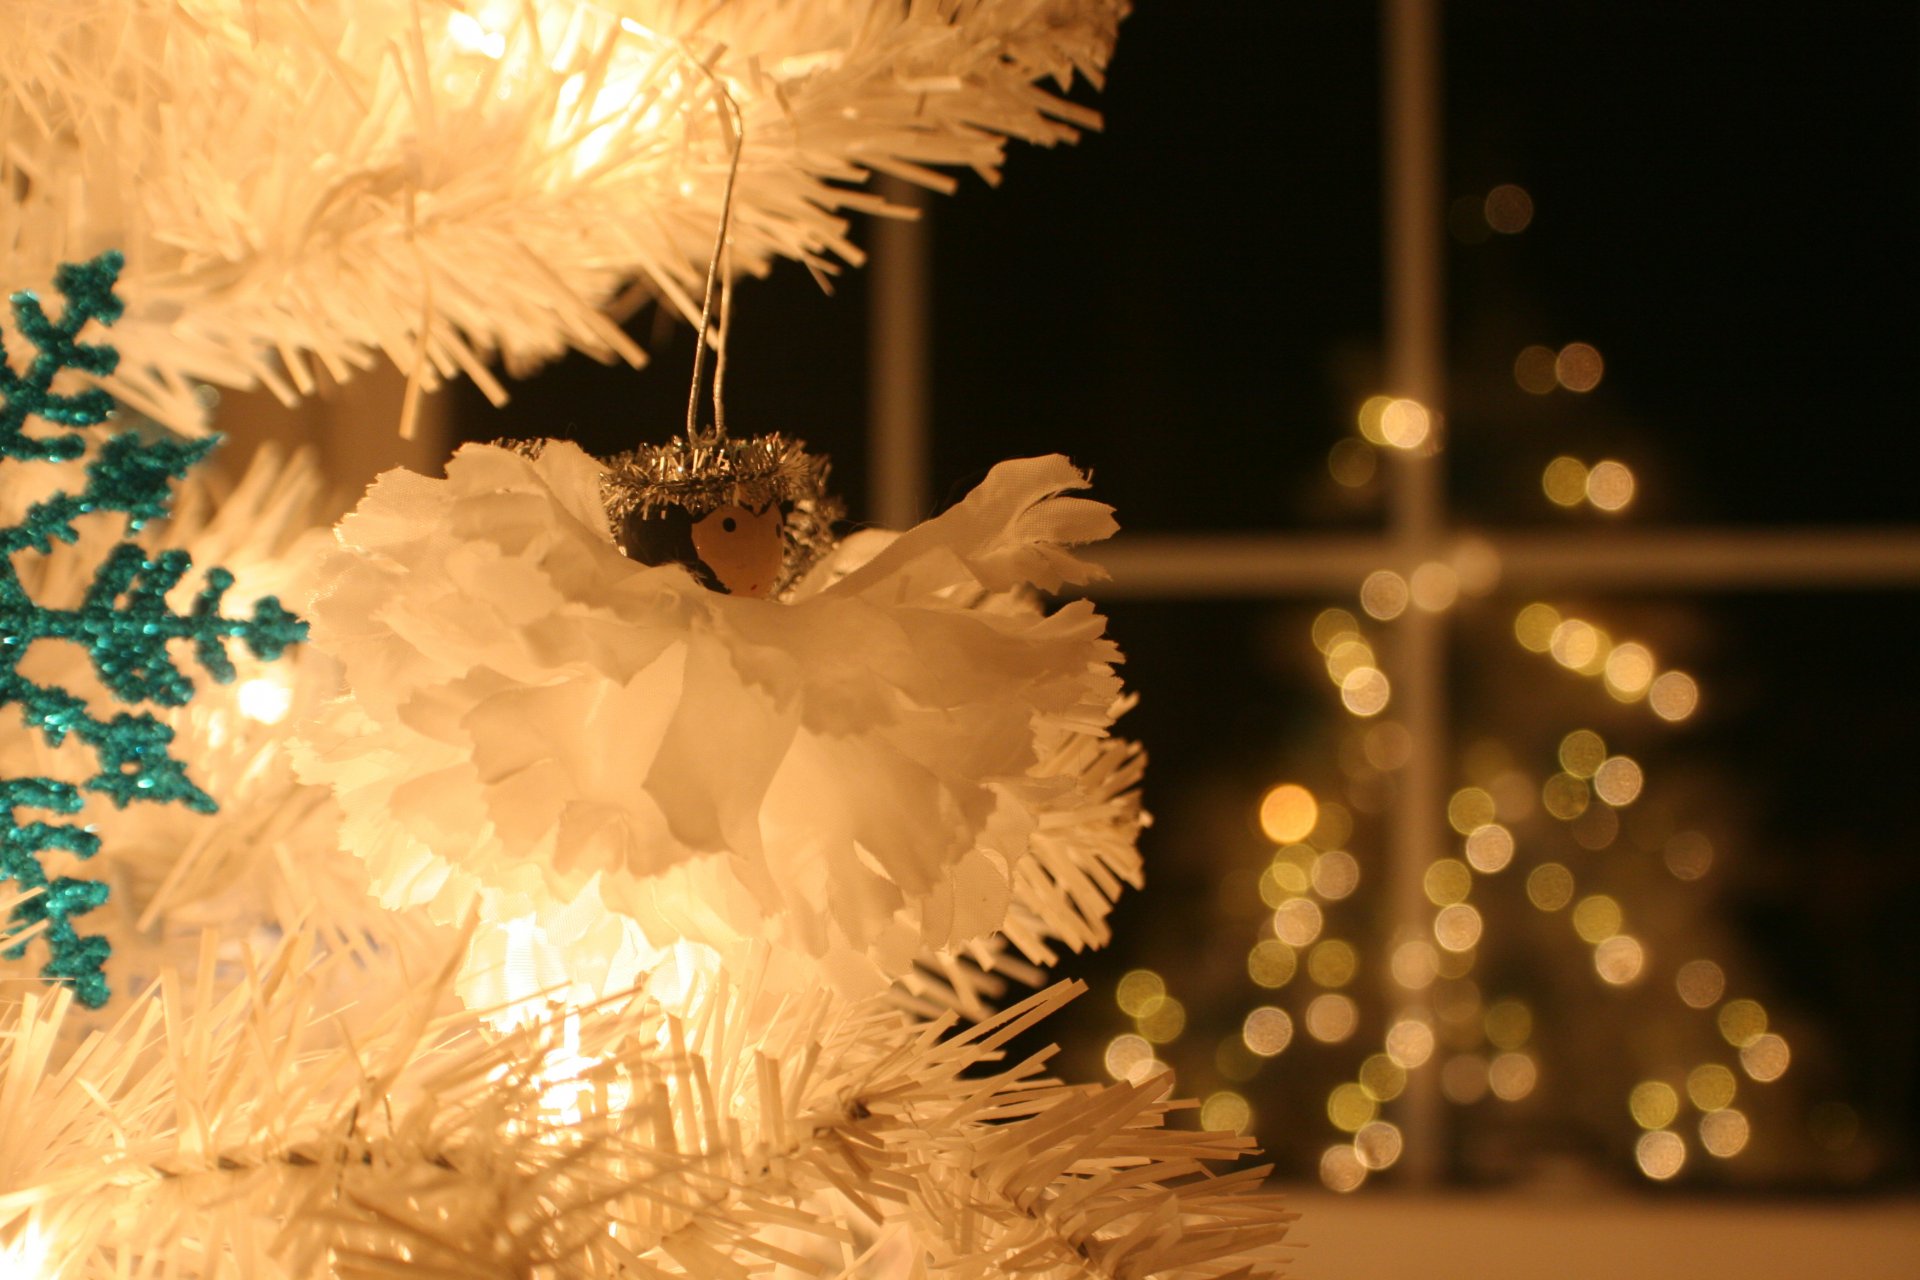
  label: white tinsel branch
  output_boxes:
[0,0,1126,432]
[0,925,1292,1278]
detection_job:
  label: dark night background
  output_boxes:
[454,4,1920,1188]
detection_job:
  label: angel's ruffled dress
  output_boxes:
[296,442,1142,1007]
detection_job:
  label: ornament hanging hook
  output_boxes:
[685,62,746,443]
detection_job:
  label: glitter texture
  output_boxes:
[0,253,307,1007]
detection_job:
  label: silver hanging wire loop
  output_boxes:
[685,65,746,442]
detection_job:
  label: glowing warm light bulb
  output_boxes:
[1514,602,1561,651]
[1649,670,1700,721]
[1488,1052,1538,1101]
[1202,1091,1253,1134]
[1116,969,1167,1017]
[1305,993,1358,1043]
[1464,823,1515,873]
[236,675,294,724]
[1433,903,1483,952]
[1320,1144,1368,1192]
[1484,184,1534,234]
[1410,561,1460,611]
[1585,460,1635,511]
[1104,1034,1153,1081]
[1635,1129,1686,1180]
[1386,1017,1436,1068]
[447,10,508,59]
[1353,1120,1405,1169]
[1258,783,1319,843]
[1555,342,1604,392]
[0,1220,50,1277]
[1543,456,1589,506]
[1379,398,1433,450]
[1356,395,1395,445]
[1360,570,1410,620]
[1327,1082,1378,1132]
[1514,344,1558,394]
[1341,667,1391,716]
[1242,1006,1294,1056]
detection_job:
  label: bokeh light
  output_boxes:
[1259,784,1319,843]
[1489,1052,1539,1101]
[1555,342,1604,392]
[1447,787,1497,834]
[1541,772,1592,821]
[1391,940,1441,991]
[1138,996,1186,1044]
[1558,730,1607,778]
[1320,1144,1368,1193]
[1359,1053,1409,1102]
[1328,1082,1378,1132]
[1356,395,1393,446]
[1433,903,1484,952]
[1380,398,1433,450]
[1631,1081,1680,1129]
[1543,456,1589,506]
[1572,895,1623,943]
[1594,755,1644,806]
[1595,935,1646,985]
[1313,608,1362,651]
[1202,1091,1253,1135]
[1514,345,1558,395]
[1636,1130,1687,1180]
[1353,1120,1405,1170]
[1410,561,1460,612]
[1676,959,1727,1008]
[1585,460,1635,511]
[1341,667,1392,716]
[1700,1108,1751,1158]
[1604,642,1656,699]
[1441,1054,1490,1104]
[1275,898,1326,947]
[1312,849,1362,900]
[1248,940,1298,988]
[1465,823,1515,873]
[1688,1063,1738,1112]
[1741,1033,1791,1082]
[1364,722,1414,770]
[1549,619,1605,670]
[1665,832,1715,881]
[1484,183,1535,234]
[1424,858,1473,905]
[1306,994,1359,1044]
[1243,1006,1295,1057]
[1309,939,1359,988]
[1649,670,1700,721]
[1104,1034,1153,1081]
[1527,863,1575,911]
[1361,570,1410,620]
[1718,999,1768,1048]
[1514,603,1560,651]
[1386,1018,1436,1068]
[1116,970,1166,1017]
[1485,999,1533,1050]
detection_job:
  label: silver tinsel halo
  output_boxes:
[506,431,843,595]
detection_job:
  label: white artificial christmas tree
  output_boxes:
[0,5,1297,1275]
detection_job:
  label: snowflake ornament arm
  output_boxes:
[0,252,307,1008]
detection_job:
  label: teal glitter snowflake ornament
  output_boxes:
[0,252,307,1007]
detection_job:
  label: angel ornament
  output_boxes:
[295,427,1146,1014]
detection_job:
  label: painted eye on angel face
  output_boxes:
[691,503,784,598]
